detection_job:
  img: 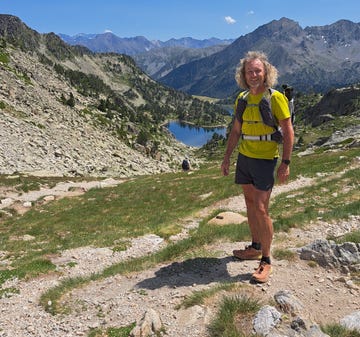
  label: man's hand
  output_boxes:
[221,157,230,176]
[277,162,290,184]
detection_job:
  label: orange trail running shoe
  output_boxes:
[233,245,262,260]
[252,261,272,283]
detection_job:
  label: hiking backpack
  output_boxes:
[182,159,190,171]
[235,86,294,143]
[282,84,295,124]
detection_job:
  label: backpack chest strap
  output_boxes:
[241,134,274,141]
[241,129,283,143]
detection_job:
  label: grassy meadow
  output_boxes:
[0,145,359,336]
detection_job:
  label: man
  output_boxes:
[221,51,294,283]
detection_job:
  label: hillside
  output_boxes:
[0,15,227,178]
[133,44,228,80]
[159,18,360,98]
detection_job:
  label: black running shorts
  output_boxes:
[235,153,277,191]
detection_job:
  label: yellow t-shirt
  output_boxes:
[234,89,290,159]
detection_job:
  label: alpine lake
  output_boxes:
[166,120,227,147]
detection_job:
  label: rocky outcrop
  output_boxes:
[305,86,360,127]
[299,239,360,273]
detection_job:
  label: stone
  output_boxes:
[274,290,304,314]
[207,211,247,226]
[129,308,162,337]
[299,239,360,272]
[253,305,282,336]
[340,311,360,332]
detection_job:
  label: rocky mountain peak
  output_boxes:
[255,17,304,39]
[0,14,40,51]
[305,19,360,44]
[159,18,360,97]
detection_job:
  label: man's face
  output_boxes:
[245,59,266,90]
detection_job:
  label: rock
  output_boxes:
[43,195,55,202]
[312,114,335,127]
[274,290,304,315]
[207,211,247,226]
[253,305,282,336]
[129,308,162,337]
[0,197,14,207]
[23,201,32,208]
[299,239,360,272]
[304,324,330,337]
[340,311,360,332]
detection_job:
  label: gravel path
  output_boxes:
[0,176,359,337]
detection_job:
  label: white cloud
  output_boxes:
[247,10,255,15]
[104,29,113,33]
[225,16,236,24]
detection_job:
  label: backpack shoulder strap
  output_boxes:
[270,87,295,125]
[235,90,249,123]
[269,88,275,95]
[258,89,277,128]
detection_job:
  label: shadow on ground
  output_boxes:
[136,256,253,289]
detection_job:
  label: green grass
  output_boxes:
[272,248,297,261]
[0,51,10,64]
[176,282,242,309]
[0,166,242,287]
[322,324,360,337]
[88,323,136,337]
[0,173,95,193]
[0,146,359,321]
[208,295,261,337]
[270,149,359,232]
[333,230,360,244]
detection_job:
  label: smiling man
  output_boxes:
[221,51,294,283]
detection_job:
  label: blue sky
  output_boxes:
[1,0,359,41]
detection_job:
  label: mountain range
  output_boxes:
[60,18,360,99]
[59,33,233,80]
[160,18,360,98]
[0,14,227,177]
[59,32,233,55]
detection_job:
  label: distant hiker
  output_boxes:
[182,158,190,171]
[282,84,295,124]
[221,51,294,283]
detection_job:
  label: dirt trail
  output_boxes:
[0,175,359,337]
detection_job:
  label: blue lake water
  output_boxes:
[166,121,227,147]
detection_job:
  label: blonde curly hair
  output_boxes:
[235,51,278,90]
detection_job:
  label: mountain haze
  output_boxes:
[59,32,233,56]
[59,32,155,55]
